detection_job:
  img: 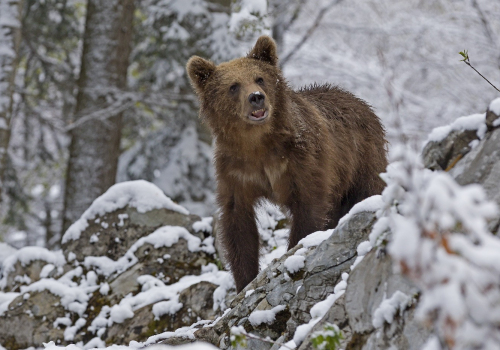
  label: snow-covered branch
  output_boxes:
[374,146,500,349]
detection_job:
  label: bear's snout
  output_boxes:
[248,92,265,108]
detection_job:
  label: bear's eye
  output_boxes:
[229,84,239,93]
[256,77,264,85]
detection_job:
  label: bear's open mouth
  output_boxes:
[249,108,268,121]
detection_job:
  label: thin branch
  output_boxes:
[64,90,197,132]
[280,0,344,67]
[65,100,134,132]
[464,60,500,93]
[460,51,500,93]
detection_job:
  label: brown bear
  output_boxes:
[187,36,388,292]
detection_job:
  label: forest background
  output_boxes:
[0,0,499,250]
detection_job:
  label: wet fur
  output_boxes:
[187,36,388,292]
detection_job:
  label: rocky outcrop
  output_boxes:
[0,181,229,350]
[192,211,377,349]
[61,206,202,263]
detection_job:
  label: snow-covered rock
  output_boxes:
[0,181,231,349]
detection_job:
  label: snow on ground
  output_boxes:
[62,180,189,244]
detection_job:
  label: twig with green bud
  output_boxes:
[459,50,500,93]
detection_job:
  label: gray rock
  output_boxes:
[449,127,500,233]
[183,211,377,349]
[345,250,419,334]
[0,291,66,349]
[62,207,202,262]
[343,250,428,349]
[2,260,67,293]
[485,105,500,130]
[296,294,351,350]
[422,129,478,171]
[104,281,219,345]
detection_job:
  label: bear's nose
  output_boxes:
[248,92,265,108]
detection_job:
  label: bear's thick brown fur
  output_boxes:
[187,36,388,292]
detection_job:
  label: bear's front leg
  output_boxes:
[286,181,330,249]
[218,181,261,293]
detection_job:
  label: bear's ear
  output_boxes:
[247,36,278,66]
[186,56,216,91]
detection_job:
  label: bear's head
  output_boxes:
[187,36,283,135]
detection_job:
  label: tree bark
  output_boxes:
[62,0,135,233]
[0,0,23,203]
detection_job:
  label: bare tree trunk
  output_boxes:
[61,0,135,233]
[0,0,23,203]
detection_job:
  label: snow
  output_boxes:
[84,225,214,277]
[380,146,500,348]
[0,247,66,289]
[350,239,375,271]
[54,317,72,328]
[356,241,372,256]
[0,291,19,315]
[192,217,213,233]
[248,304,286,326]
[109,303,134,324]
[21,278,92,316]
[284,255,305,274]
[372,291,412,328]
[424,113,486,144]
[152,298,183,319]
[99,283,109,295]
[228,0,268,33]
[256,201,289,268]
[338,195,384,226]
[62,180,189,244]
[40,264,56,278]
[298,229,333,248]
[64,318,86,341]
[489,97,500,116]
[89,264,233,332]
